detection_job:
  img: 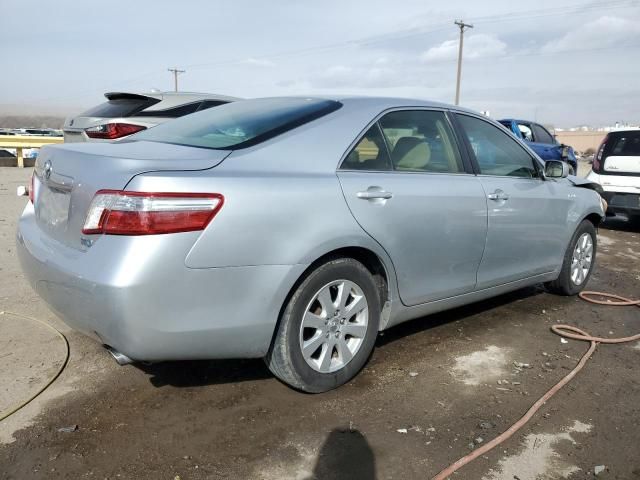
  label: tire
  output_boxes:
[546,220,597,296]
[265,258,380,393]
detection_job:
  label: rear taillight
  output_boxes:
[82,191,224,235]
[29,171,35,204]
[85,123,147,140]
[593,134,609,172]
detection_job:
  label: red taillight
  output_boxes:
[29,171,35,204]
[593,134,609,172]
[85,123,147,140]
[82,191,224,235]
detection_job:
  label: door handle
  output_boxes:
[487,189,509,201]
[357,189,393,200]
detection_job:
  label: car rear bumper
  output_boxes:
[601,191,640,216]
[16,205,305,361]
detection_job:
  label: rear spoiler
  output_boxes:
[104,92,157,101]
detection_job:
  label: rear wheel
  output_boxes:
[546,220,597,296]
[266,258,380,393]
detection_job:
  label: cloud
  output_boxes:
[421,34,507,62]
[542,16,640,53]
[242,57,276,67]
[310,63,406,89]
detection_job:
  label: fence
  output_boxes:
[0,135,64,167]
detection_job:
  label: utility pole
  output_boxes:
[454,20,473,106]
[167,67,185,92]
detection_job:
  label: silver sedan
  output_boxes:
[17,97,605,392]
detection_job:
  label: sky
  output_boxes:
[1,0,639,127]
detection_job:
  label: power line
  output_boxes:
[22,0,639,104]
[182,0,638,72]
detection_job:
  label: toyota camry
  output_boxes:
[17,96,605,392]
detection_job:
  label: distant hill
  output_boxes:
[0,115,66,129]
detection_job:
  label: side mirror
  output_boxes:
[544,160,570,179]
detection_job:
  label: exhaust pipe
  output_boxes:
[105,346,134,365]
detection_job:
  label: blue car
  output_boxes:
[498,119,577,173]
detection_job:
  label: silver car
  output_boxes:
[63,91,240,143]
[17,97,605,392]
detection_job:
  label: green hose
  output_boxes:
[0,311,70,422]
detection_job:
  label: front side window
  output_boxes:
[132,98,341,149]
[532,124,555,144]
[457,114,539,178]
[341,124,391,171]
[379,110,464,173]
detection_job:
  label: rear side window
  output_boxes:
[379,110,464,173]
[341,124,391,171]
[532,124,555,144]
[82,97,160,118]
[131,98,342,149]
[135,101,229,118]
[197,100,227,111]
[457,114,538,178]
[136,102,203,118]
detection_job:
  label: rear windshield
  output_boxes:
[609,132,640,156]
[131,98,342,149]
[81,97,160,118]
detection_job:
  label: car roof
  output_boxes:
[248,95,483,117]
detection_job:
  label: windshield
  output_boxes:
[132,98,342,150]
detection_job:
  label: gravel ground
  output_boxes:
[1,164,639,480]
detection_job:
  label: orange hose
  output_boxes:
[431,290,640,480]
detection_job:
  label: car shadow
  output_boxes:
[137,286,546,389]
[304,428,376,480]
[135,358,272,388]
[600,215,639,233]
[376,285,545,348]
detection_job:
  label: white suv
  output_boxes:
[63,91,240,143]
[586,128,640,224]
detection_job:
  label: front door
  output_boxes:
[454,113,571,289]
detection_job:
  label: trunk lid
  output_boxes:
[63,92,162,142]
[33,141,230,250]
[604,155,640,175]
[600,156,640,190]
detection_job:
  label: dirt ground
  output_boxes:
[1,164,639,480]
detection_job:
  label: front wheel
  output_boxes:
[546,220,597,296]
[265,258,380,393]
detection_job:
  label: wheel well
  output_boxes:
[303,247,390,307]
[584,212,603,227]
[268,247,391,354]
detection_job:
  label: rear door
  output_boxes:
[454,113,571,288]
[337,109,488,306]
